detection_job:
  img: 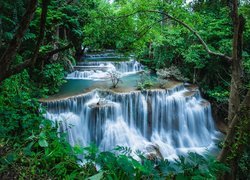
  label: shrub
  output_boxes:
[157,66,189,82]
[85,147,229,179]
[108,71,122,88]
[137,72,155,90]
[38,63,67,95]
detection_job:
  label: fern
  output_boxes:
[23,32,36,41]
[0,15,16,25]
[3,31,14,40]
[114,146,132,155]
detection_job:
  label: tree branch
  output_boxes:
[0,0,51,83]
[0,59,32,82]
[135,17,168,41]
[0,0,38,72]
[145,10,232,61]
[113,10,232,61]
[31,0,50,66]
[0,44,72,82]
[41,44,73,61]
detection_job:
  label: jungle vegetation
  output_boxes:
[0,0,249,179]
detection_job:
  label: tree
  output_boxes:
[0,0,50,83]
[108,71,122,88]
[0,0,100,83]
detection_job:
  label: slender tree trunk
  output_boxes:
[148,42,153,59]
[31,0,50,66]
[193,68,197,84]
[0,0,38,75]
[228,0,241,123]
[75,46,83,61]
[0,17,2,48]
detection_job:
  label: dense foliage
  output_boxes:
[0,0,249,179]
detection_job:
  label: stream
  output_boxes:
[42,53,222,160]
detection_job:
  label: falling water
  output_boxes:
[67,60,143,80]
[44,85,220,159]
[43,53,221,159]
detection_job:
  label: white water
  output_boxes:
[66,60,143,80]
[44,54,221,159]
[44,85,221,159]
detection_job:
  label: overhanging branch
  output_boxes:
[113,10,232,61]
[40,44,73,61]
[0,44,73,82]
[145,10,232,61]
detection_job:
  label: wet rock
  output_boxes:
[145,144,163,160]
[88,99,114,108]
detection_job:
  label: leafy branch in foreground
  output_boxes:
[85,146,229,180]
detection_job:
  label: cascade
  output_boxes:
[44,85,220,159]
[67,59,143,80]
[43,53,221,159]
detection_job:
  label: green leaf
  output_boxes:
[38,139,48,147]
[87,172,104,180]
[6,153,16,164]
[39,132,46,139]
[176,173,189,180]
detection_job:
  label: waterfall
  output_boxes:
[46,53,221,159]
[43,84,221,159]
[67,60,143,80]
[66,71,93,79]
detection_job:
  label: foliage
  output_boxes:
[137,72,155,90]
[238,147,250,180]
[83,146,229,179]
[37,63,67,95]
[157,66,189,82]
[0,120,85,179]
[206,86,230,103]
[0,0,250,179]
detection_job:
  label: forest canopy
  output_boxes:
[0,0,249,179]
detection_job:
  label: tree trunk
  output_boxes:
[0,0,38,75]
[217,90,250,176]
[0,0,51,83]
[31,0,50,66]
[217,1,247,179]
[0,17,2,48]
[75,46,83,61]
[228,0,242,124]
